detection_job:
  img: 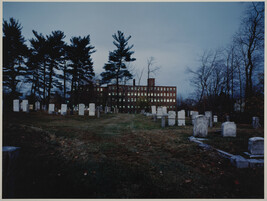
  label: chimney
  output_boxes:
[133,79,135,86]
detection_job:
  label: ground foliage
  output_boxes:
[3,112,264,198]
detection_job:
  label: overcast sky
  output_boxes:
[3,2,248,98]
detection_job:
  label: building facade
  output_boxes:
[93,78,177,113]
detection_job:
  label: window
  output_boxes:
[138,93,140,96]
[164,98,166,102]
[170,99,173,102]
[170,88,172,91]
[164,88,166,91]
[167,93,169,96]
[100,88,103,92]
[167,88,169,91]
[141,93,143,96]
[131,98,133,102]
[173,99,175,102]
[161,93,163,96]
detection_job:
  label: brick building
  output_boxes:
[93,78,177,113]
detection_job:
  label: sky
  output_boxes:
[3,2,248,98]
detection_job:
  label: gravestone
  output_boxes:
[22,100,29,113]
[213,115,218,123]
[105,106,108,114]
[193,115,208,137]
[190,111,193,116]
[97,107,100,118]
[178,110,186,126]
[13,100,20,112]
[61,104,67,115]
[89,103,95,116]
[191,111,199,125]
[162,106,167,115]
[168,111,176,126]
[78,104,85,116]
[248,137,264,155]
[48,104,55,114]
[157,106,163,119]
[252,117,260,129]
[29,104,34,111]
[35,101,40,111]
[205,111,213,127]
[161,115,167,128]
[151,105,156,115]
[221,122,236,137]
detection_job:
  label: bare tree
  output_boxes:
[235,2,264,99]
[147,56,161,80]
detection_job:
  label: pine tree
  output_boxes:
[3,18,29,98]
[67,35,96,105]
[101,30,136,107]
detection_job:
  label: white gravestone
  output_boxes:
[178,110,186,126]
[22,100,29,113]
[168,111,176,126]
[205,111,213,127]
[35,101,40,111]
[13,100,20,112]
[61,104,67,115]
[157,107,163,119]
[89,103,95,116]
[221,122,236,137]
[193,115,208,137]
[191,111,199,125]
[213,115,218,123]
[78,104,85,116]
[248,137,264,155]
[48,104,55,114]
[151,105,156,115]
[162,106,167,115]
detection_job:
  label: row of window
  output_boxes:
[109,86,175,92]
[118,105,175,109]
[108,92,175,97]
[111,98,176,103]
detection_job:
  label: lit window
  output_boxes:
[141,93,143,96]
[161,93,163,96]
[131,98,133,102]
[128,93,130,96]
[167,99,169,102]
[167,93,169,96]
[151,99,153,102]
[138,93,140,96]
[164,93,166,96]
[134,93,136,96]
[170,88,172,91]
[170,99,173,102]
[101,88,103,91]
[173,99,175,102]
[167,88,169,91]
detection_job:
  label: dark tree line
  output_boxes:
[3,17,135,109]
[187,2,264,121]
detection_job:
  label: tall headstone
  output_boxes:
[61,104,67,115]
[193,115,208,137]
[13,100,20,112]
[157,106,163,119]
[178,110,186,126]
[151,105,156,115]
[213,115,218,123]
[161,115,166,128]
[221,122,236,137]
[248,137,264,155]
[105,106,108,114]
[78,104,85,116]
[22,100,29,113]
[35,101,40,111]
[252,117,260,129]
[162,106,167,115]
[191,111,199,125]
[89,103,95,116]
[205,111,213,127]
[48,104,55,114]
[168,111,176,126]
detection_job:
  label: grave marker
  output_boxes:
[151,105,156,115]
[248,137,264,155]
[89,103,95,116]
[205,111,213,127]
[168,111,176,126]
[178,110,186,126]
[13,100,19,112]
[221,122,236,137]
[78,104,85,116]
[22,100,29,113]
[61,104,67,115]
[48,104,55,114]
[193,115,208,137]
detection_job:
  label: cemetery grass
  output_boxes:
[3,111,264,198]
